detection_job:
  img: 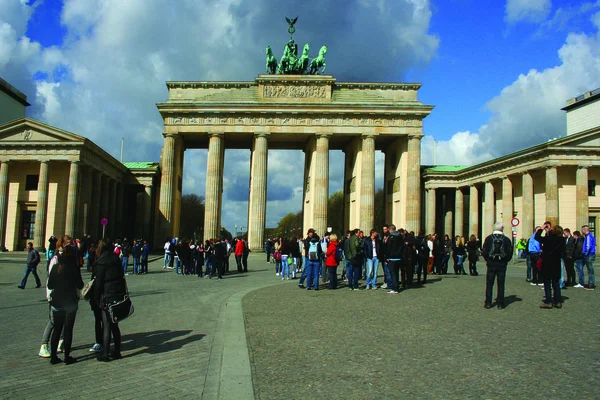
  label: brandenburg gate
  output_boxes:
[156,74,432,250]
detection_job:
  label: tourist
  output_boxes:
[416,230,429,284]
[87,246,104,355]
[466,234,480,276]
[132,239,141,274]
[304,229,322,290]
[385,225,404,294]
[582,225,596,290]
[290,237,302,278]
[432,234,444,275]
[343,229,361,290]
[120,239,130,276]
[482,222,513,310]
[280,238,292,280]
[213,236,227,280]
[168,239,176,269]
[441,234,452,274]
[320,232,330,284]
[527,227,542,286]
[536,224,565,308]
[563,228,576,286]
[572,231,585,288]
[94,238,125,361]
[454,236,467,275]
[242,238,250,272]
[516,238,527,259]
[141,240,150,274]
[204,240,213,278]
[381,225,392,288]
[324,233,340,289]
[363,229,382,290]
[46,235,58,271]
[426,234,434,275]
[296,237,304,274]
[264,239,272,263]
[274,237,282,275]
[18,242,41,289]
[401,231,416,288]
[235,237,245,272]
[47,235,84,364]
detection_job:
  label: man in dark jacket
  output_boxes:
[563,228,576,286]
[482,222,513,310]
[213,237,228,280]
[19,242,41,289]
[343,229,361,290]
[385,225,404,294]
[363,229,384,290]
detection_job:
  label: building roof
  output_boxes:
[562,87,600,111]
[123,162,159,170]
[0,77,31,107]
[424,165,468,173]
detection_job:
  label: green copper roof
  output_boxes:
[425,165,468,173]
[123,162,158,170]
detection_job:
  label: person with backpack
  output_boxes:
[482,222,513,310]
[325,234,341,289]
[303,228,322,290]
[18,242,41,289]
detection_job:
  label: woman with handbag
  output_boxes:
[535,224,566,309]
[94,238,126,361]
[46,235,84,365]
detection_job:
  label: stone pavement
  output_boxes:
[244,260,600,400]
[0,252,279,400]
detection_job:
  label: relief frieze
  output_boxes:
[263,85,327,99]
[166,115,421,128]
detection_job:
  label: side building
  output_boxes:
[422,88,600,253]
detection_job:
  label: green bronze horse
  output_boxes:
[309,45,327,75]
[294,43,310,74]
[265,46,277,74]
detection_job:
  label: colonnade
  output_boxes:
[158,132,423,251]
[425,166,591,240]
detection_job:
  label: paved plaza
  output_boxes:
[1,253,598,399]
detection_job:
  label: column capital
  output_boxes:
[163,132,178,138]
[407,133,423,140]
[209,132,225,139]
[254,131,270,138]
[315,132,332,139]
[521,170,531,176]
[546,165,558,170]
[502,175,511,181]
[361,133,378,139]
[577,165,588,170]
[39,159,50,164]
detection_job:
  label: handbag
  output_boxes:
[107,294,134,323]
[536,257,543,271]
[81,279,95,300]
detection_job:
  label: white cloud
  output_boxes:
[434,13,600,166]
[506,0,552,23]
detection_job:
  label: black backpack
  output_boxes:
[419,239,430,257]
[488,234,507,261]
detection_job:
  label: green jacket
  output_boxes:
[344,235,360,260]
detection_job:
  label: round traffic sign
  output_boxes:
[511,217,520,227]
[512,231,517,237]
[101,218,108,226]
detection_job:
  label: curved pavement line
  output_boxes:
[202,281,284,400]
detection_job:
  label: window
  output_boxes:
[25,175,39,191]
[21,211,35,239]
[589,217,596,237]
[589,180,596,197]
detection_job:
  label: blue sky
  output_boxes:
[2,0,600,233]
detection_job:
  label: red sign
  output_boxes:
[101,218,108,226]
[512,231,517,237]
[511,218,520,227]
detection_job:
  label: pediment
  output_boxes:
[0,118,85,144]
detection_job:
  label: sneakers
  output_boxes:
[574,284,584,288]
[276,273,280,276]
[58,339,64,353]
[584,285,596,291]
[89,343,103,352]
[298,284,305,289]
[381,283,388,289]
[530,282,538,286]
[38,344,51,358]
[539,303,553,309]
[17,285,24,289]
[387,290,398,294]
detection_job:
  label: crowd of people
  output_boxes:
[264,221,596,309]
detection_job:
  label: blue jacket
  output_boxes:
[141,244,150,258]
[583,233,596,257]
[528,232,541,254]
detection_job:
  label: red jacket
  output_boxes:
[325,241,339,266]
[235,240,245,256]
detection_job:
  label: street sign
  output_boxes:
[512,231,517,237]
[511,217,520,227]
[101,218,108,226]
[511,226,518,232]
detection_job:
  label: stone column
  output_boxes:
[89,171,101,240]
[0,161,10,250]
[248,132,268,251]
[425,188,436,234]
[443,193,453,237]
[469,185,479,238]
[159,134,176,239]
[406,135,421,233]
[483,181,495,238]
[576,167,588,230]
[64,161,80,237]
[309,133,328,237]
[545,166,559,226]
[204,133,224,241]
[144,185,153,240]
[455,188,464,237]
[359,134,375,232]
[522,172,534,236]
[34,161,49,250]
[502,177,513,233]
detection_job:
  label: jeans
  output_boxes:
[564,257,575,285]
[281,256,290,279]
[559,259,566,289]
[176,257,181,274]
[305,260,320,289]
[417,257,428,283]
[121,256,129,274]
[584,255,596,286]
[456,255,465,274]
[345,260,359,289]
[41,306,64,345]
[206,257,213,277]
[366,258,379,288]
[526,254,532,280]
[141,257,148,273]
[382,261,391,285]
[299,256,309,285]
[543,279,561,305]
[388,260,400,291]
[275,259,282,274]
[575,259,585,286]
[485,264,507,306]
[133,257,141,274]
[235,255,243,272]
[21,265,41,288]
[518,249,523,259]
[327,266,338,289]
[441,255,449,274]
[164,253,171,268]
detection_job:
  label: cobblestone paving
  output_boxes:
[0,253,274,400]
[244,261,600,400]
